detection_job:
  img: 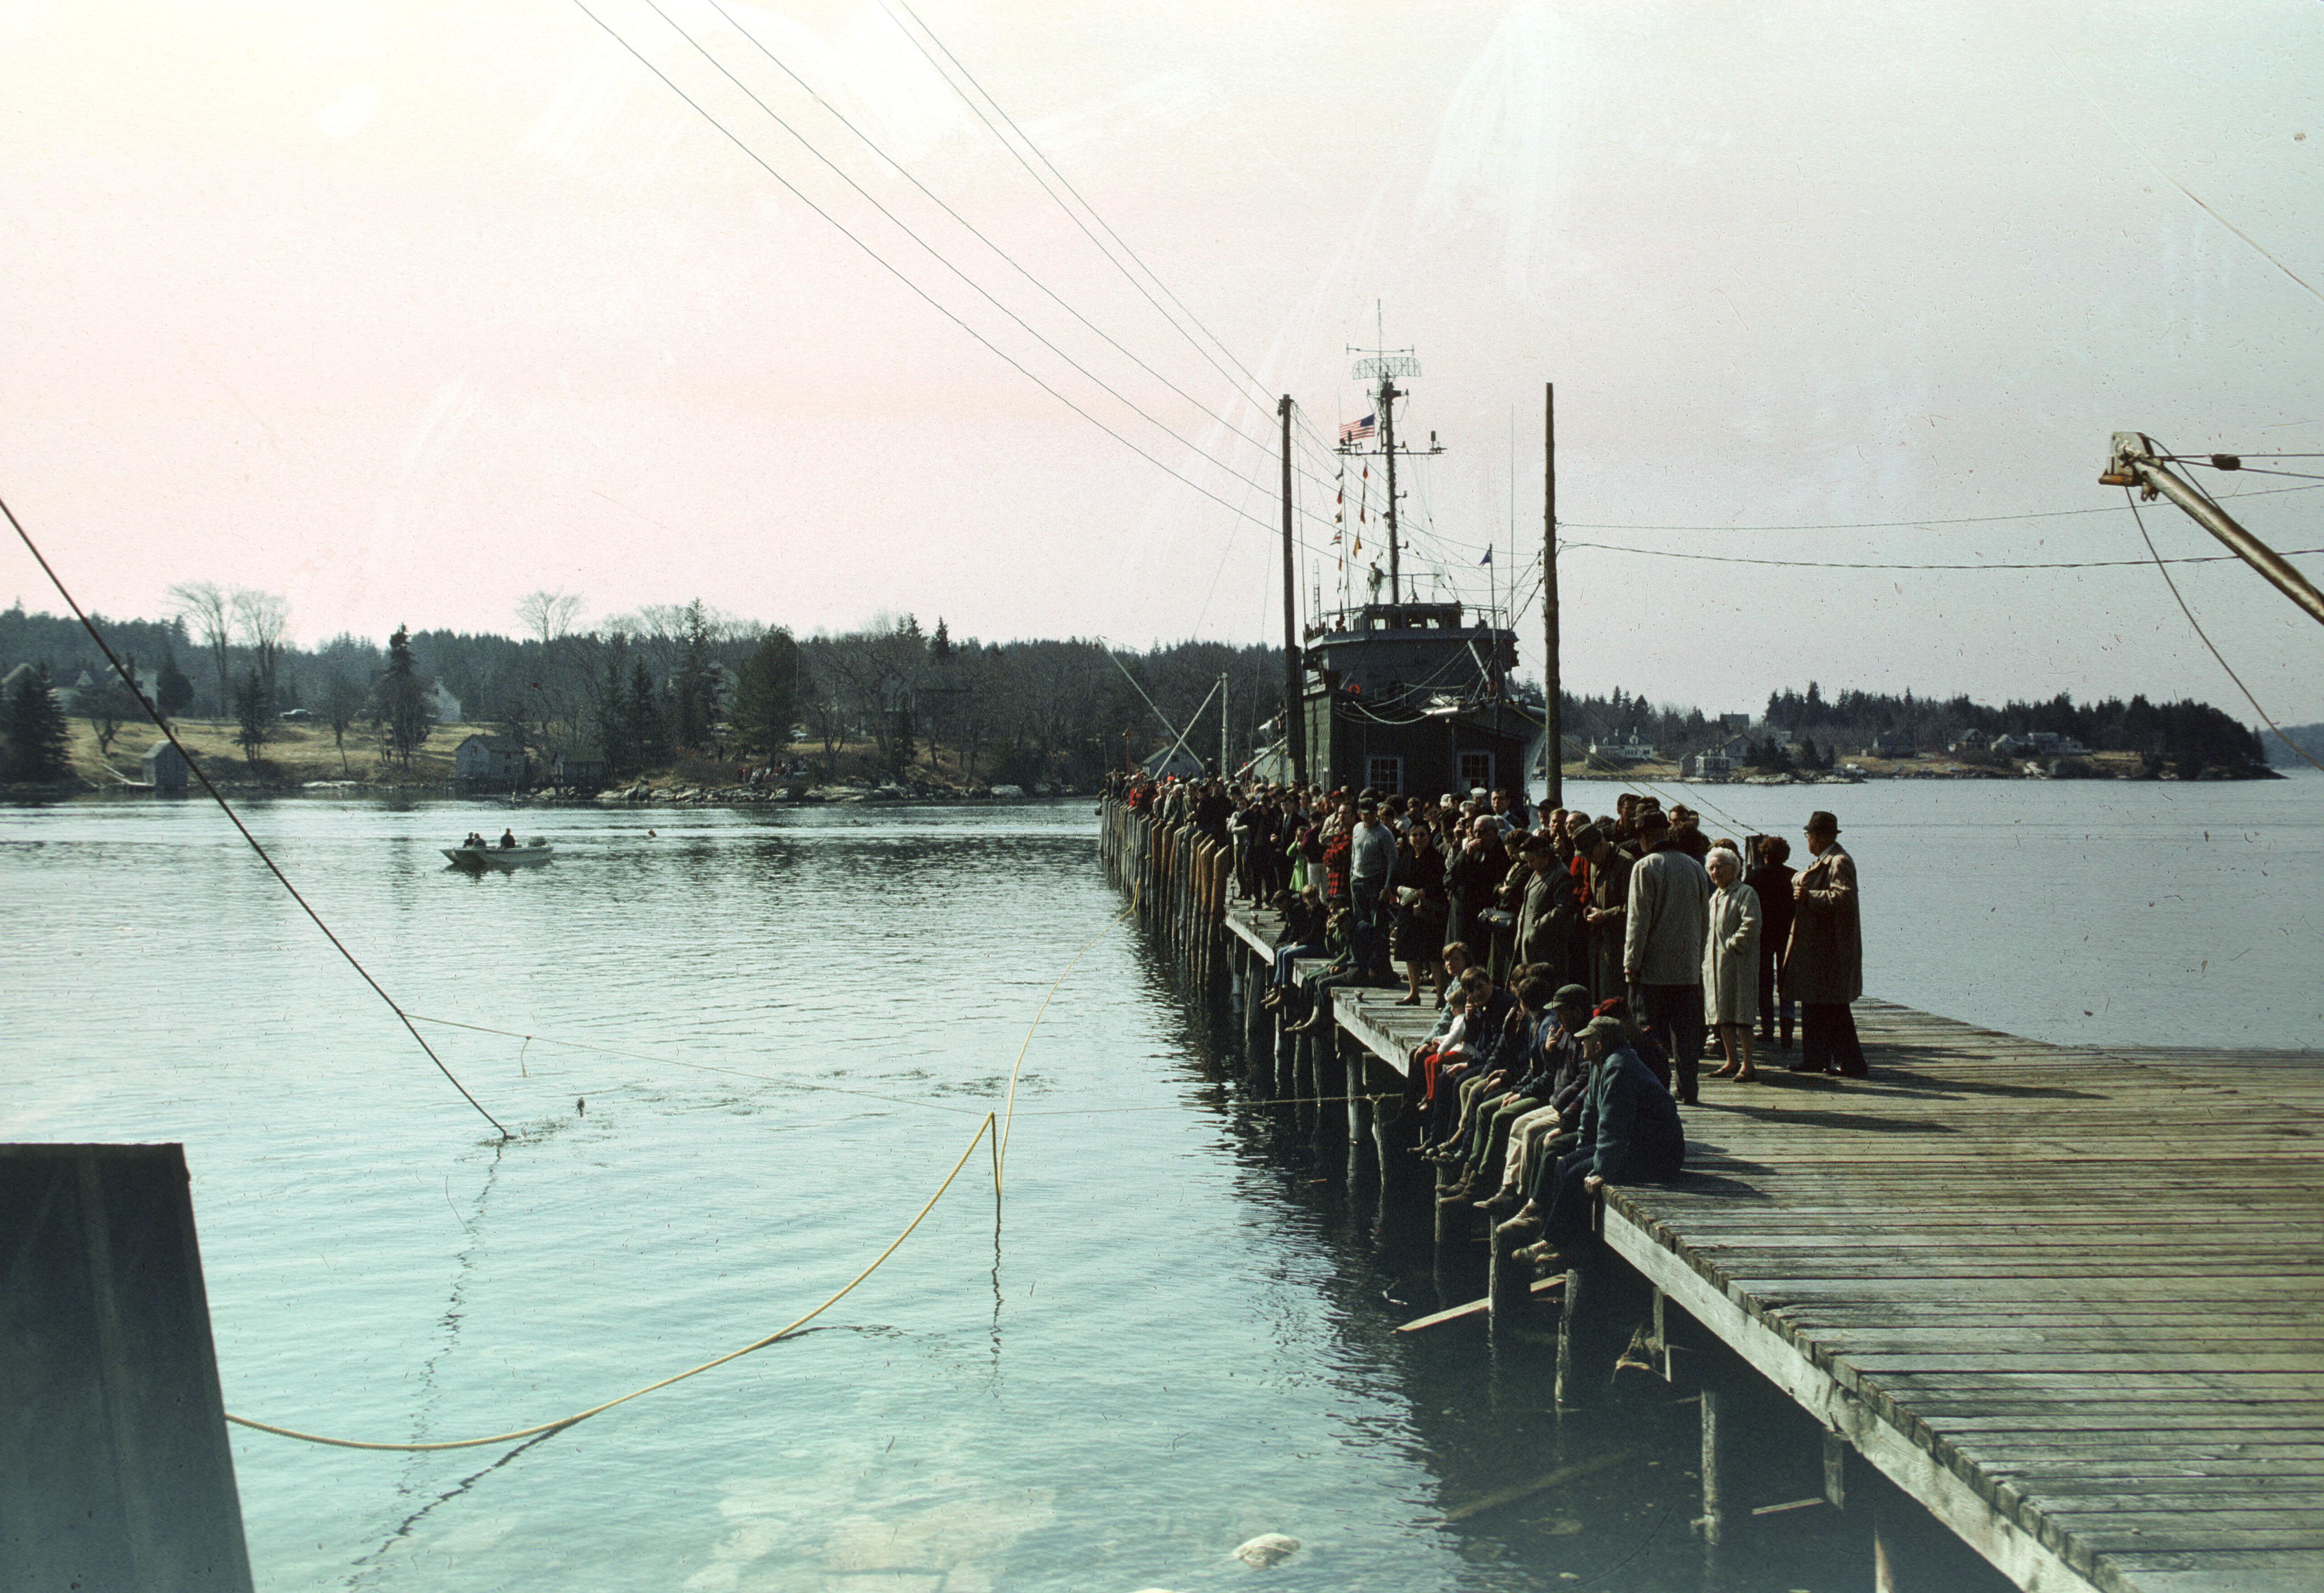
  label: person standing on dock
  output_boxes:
[1785,811,1866,1077]
[1576,823,1632,1002]
[1349,801,1399,985]
[1746,836,1798,1051]
[1622,809,1712,1104]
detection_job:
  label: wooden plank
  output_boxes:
[1393,1274,1562,1332]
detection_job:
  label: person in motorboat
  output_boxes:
[499,829,517,849]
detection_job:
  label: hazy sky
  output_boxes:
[6,1,2319,720]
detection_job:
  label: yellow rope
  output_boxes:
[224,1111,995,1451]
[995,904,1134,1192]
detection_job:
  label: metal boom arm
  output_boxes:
[2102,433,2324,627]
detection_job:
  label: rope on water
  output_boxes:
[224,1111,995,1451]
[404,1013,989,1118]
[996,904,1135,1191]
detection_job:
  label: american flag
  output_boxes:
[1339,414,1376,444]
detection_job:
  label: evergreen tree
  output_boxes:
[1797,734,1821,771]
[233,669,271,766]
[624,656,665,770]
[374,625,432,770]
[731,628,800,754]
[929,618,952,661]
[5,666,72,782]
[670,600,719,749]
[156,648,195,718]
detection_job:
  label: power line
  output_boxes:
[567,1,1307,556]
[870,0,1348,475]
[873,0,1286,425]
[1558,480,2324,534]
[700,0,1348,506]
[2124,491,2324,775]
[643,0,1318,525]
[1558,540,2324,572]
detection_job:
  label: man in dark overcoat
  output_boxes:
[1783,810,1865,1076]
[1576,823,1631,1002]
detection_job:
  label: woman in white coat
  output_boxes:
[1703,846,1762,1083]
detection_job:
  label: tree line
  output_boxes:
[0,594,1295,787]
[2,592,2274,785]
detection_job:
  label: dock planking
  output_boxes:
[1218,900,2323,1593]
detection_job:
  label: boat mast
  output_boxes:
[1345,335,1435,610]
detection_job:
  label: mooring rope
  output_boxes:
[1,491,509,1139]
[224,1111,995,1450]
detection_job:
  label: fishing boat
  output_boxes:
[1261,345,1538,797]
[443,837,555,869]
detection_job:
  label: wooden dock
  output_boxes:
[1204,889,2323,1593]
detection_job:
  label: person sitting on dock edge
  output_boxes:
[1519,1013,1687,1272]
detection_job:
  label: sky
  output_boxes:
[5,0,2320,722]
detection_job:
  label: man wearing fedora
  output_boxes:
[1785,810,1866,1077]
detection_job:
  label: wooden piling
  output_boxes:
[0,1144,256,1593]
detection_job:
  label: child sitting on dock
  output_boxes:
[1261,887,1327,1006]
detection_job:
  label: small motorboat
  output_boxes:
[443,836,555,869]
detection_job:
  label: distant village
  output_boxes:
[1586,717,2181,783]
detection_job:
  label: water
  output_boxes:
[2,779,2315,1591]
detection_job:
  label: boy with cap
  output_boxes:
[1520,1013,1686,1265]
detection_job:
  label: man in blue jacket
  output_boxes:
[1525,1015,1686,1260]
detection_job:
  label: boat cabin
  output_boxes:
[1297,602,1532,802]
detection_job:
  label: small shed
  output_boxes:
[141,739,189,792]
[454,734,527,787]
[551,748,607,791]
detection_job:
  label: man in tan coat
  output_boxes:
[1783,810,1865,1076]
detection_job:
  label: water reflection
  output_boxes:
[2,793,2262,1589]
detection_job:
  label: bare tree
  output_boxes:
[324,671,367,776]
[168,582,232,719]
[514,589,585,645]
[231,589,291,711]
[77,675,138,760]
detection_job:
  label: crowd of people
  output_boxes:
[1107,769,1868,1272]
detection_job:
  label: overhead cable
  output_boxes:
[641,0,1319,524]
[567,2,1305,555]
[700,0,1347,506]
[2124,489,2324,775]
[1559,540,2324,572]
[1559,481,2324,534]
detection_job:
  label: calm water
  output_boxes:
[2,778,2315,1592]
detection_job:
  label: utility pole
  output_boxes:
[1543,382,1562,810]
[2102,433,2324,627]
[1281,396,1306,786]
[1380,374,1401,604]
[1219,671,1229,778]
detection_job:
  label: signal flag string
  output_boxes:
[0,491,510,1139]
